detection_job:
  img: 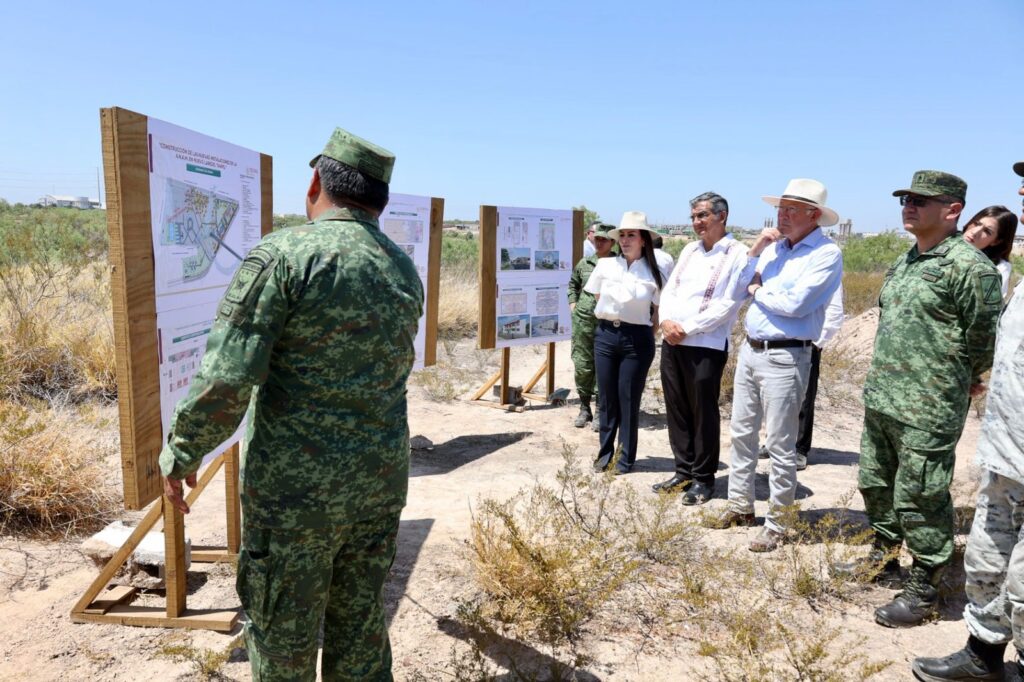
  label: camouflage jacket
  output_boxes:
[158,206,424,528]
[976,278,1024,483]
[863,233,1001,433]
[568,254,601,317]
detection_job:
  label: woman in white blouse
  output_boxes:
[963,205,1018,298]
[583,211,663,474]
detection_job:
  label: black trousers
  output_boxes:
[659,341,728,486]
[594,320,655,472]
[795,345,822,456]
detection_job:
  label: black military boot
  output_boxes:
[574,400,592,428]
[832,537,902,588]
[874,562,941,628]
[911,636,1006,681]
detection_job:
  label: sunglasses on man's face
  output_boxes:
[899,195,948,208]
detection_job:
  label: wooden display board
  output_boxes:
[72,106,272,631]
[472,206,583,408]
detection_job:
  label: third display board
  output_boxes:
[494,206,573,348]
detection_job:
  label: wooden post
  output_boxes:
[224,443,241,554]
[499,348,511,404]
[163,498,186,618]
[546,342,556,398]
[478,205,498,350]
[424,198,444,366]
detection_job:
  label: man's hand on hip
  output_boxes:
[164,472,198,514]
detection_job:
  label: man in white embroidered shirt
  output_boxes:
[705,179,843,553]
[653,192,749,505]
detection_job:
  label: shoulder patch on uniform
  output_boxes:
[978,272,1003,307]
[219,245,279,324]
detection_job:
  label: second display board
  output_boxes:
[493,206,574,348]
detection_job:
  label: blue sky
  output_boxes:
[1,1,1021,231]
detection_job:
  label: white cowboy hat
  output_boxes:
[762,178,839,227]
[608,210,657,240]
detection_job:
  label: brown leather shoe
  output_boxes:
[749,526,783,553]
[704,508,756,529]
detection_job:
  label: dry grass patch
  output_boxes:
[0,400,119,537]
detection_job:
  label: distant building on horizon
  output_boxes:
[37,194,101,209]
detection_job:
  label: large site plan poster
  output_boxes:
[380,193,432,370]
[148,118,261,456]
[495,207,573,348]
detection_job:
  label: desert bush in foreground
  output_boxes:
[463,445,891,679]
[0,401,119,537]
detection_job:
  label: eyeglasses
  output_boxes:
[777,205,816,216]
[691,211,715,221]
[899,195,948,208]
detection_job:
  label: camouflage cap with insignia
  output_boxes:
[592,223,615,238]
[1014,161,1024,177]
[309,127,395,184]
[892,170,967,203]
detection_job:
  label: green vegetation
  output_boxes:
[841,232,906,273]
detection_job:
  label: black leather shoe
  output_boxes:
[652,474,692,493]
[681,482,713,506]
[593,458,611,473]
[912,637,1005,681]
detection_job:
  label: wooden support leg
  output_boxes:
[225,443,241,554]
[500,347,511,405]
[547,341,556,398]
[163,498,186,618]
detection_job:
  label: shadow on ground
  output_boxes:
[435,614,603,681]
[386,518,434,626]
[411,432,532,477]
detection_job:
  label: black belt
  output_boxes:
[600,319,647,329]
[746,336,813,350]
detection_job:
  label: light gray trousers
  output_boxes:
[726,342,811,533]
[964,469,1024,651]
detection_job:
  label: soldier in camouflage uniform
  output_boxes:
[568,222,615,428]
[857,171,1002,629]
[910,162,1024,681]
[160,128,423,681]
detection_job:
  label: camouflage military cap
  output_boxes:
[1014,161,1024,177]
[593,223,615,238]
[892,170,967,203]
[309,127,395,184]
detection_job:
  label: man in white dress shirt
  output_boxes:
[653,192,749,505]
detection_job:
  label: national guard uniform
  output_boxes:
[859,171,1002,628]
[159,129,423,681]
[567,223,614,428]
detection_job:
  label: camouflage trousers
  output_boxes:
[237,512,401,681]
[571,310,598,403]
[963,469,1024,650]
[858,408,957,568]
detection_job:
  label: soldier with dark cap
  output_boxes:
[160,128,423,680]
[568,222,616,428]
[910,161,1024,680]
[854,170,1002,629]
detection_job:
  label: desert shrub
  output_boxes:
[442,231,479,269]
[0,206,115,401]
[841,232,906,273]
[464,446,893,678]
[842,271,886,318]
[0,400,119,537]
[660,236,688,260]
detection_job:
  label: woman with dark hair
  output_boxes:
[584,211,663,474]
[963,205,1018,297]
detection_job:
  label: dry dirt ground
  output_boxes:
[0,312,1010,681]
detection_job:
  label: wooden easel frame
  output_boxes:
[72,107,270,630]
[470,206,583,409]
